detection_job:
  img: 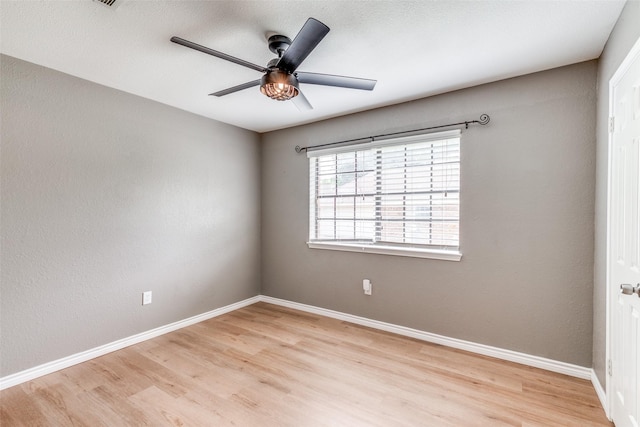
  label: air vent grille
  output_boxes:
[93,0,118,8]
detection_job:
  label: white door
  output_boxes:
[609,36,640,427]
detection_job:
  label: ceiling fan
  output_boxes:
[170,17,376,110]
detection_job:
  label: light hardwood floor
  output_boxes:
[1,302,611,426]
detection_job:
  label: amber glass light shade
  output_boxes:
[260,70,299,101]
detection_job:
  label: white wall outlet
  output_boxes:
[142,291,152,305]
[363,279,372,295]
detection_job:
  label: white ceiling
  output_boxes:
[0,0,626,133]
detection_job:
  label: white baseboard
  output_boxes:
[591,369,610,420]
[0,294,595,392]
[0,296,261,390]
[259,295,592,380]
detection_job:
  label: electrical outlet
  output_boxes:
[142,291,152,305]
[363,279,372,295]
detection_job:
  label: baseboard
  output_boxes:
[0,294,595,391]
[591,369,610,420]
[259,295,592,380]
[0,296,261,390]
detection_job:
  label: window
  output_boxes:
[307,130,461,260]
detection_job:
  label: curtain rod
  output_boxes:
[294,114,490,154]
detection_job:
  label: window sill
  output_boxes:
[307,242,462,261]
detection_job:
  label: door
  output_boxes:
[609,37,640,427]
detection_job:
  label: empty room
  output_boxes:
[1,0,639,425]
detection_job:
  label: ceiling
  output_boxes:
[0,1,626,133]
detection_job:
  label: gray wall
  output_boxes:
[261,61,597,367]
[1,34,619,378]
[593,1,640,388]
[0,55,261,377]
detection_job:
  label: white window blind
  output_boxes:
[308,130,461,260]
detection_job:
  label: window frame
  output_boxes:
[307,129,462,261]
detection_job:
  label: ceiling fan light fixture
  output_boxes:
[260,70,299,101]
[172,17,376,109]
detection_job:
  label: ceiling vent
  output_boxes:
[92,0,120,9]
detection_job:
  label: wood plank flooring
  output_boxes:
[1,302,612,426]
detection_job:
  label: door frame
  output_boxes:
[605,34,640,421]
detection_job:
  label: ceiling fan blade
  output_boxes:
[296,72,377,91]
[292,89,313,111]
[171,36,268,73]
[209,79,261,97]
[277,18,329,73]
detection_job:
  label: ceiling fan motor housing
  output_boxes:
[267,58,280,68]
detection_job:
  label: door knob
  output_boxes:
[620,283,640,297]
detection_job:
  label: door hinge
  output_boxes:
[608,359,613,376]
[609,116,615,133]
